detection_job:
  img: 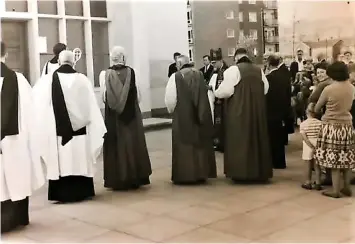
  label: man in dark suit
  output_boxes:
[266,55,290,169]
[199,55,214,84]
[276,53,293,144]
[290,49,305,82]
[168,52,181,78]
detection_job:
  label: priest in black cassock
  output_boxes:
[34,50,106,203]
[276,53,294,145]
[214,48,272,182]
[165,55,216,185]
[266,55,290,169]
[100,46,152,190]
[209,53,228,152]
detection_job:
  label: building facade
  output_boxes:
[0,0,189,116]
[188,0,274,68]
[262,0,279,54]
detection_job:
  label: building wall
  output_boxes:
[239,0,264,63]
[1,0,188,115]
[107,1,189,114]
[191,1,240,68]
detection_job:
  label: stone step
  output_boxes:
[143,118,172,131]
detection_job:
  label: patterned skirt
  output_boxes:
[314,122,355,169]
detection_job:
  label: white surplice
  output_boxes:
[99,70,142,105]
[33,72,107,180]
[214,66,269,99]
[41,62,60,77]
[164,73,177,113]
[208,73,217,122]
[0,73,45,202]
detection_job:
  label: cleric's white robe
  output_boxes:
[41,62,60,77]
[208,73,217,122]
[33,72,106,180]
[0,73,45,202]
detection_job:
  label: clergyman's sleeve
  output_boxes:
[165,73,177,113]
[261,69,269,94]
[99,70,106,104]
[214,66,241,99]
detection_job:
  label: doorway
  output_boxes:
[1,21,29,79]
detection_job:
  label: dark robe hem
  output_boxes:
[1,197,29,233]
[48,176,95,203]
[104,177,150,191]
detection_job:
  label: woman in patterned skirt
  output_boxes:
[314,62,355,198]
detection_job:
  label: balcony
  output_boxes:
[264,1,277,9]
[265,35,279,43]
[264,18,278,27]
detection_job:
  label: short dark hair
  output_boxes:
[297,49,303,54]
[1,41,6,57]
[173,52,181,58]
[315,61,329,72]
[53,43,67,56]
[267,55,280,67]
[203,55,211,61]
[234,48,247,56]
[326,61,350,82]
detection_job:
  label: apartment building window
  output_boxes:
[275,44,279,52]
[228,48,236,57]
[249,29,258,39]
[239,12,243,22]
[239,29,244,38]
[248,12,257,22]
[227,29,235,38]
[226,10,234,19]
[249,0,256,4]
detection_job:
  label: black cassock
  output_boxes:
[266,69,290,169]
[213,63,228,152]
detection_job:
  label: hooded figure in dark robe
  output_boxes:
[100,46,152,190]
[214,48,273,182]
[165,55,216,184]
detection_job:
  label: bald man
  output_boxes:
[33,50,106,203]
[165,55,216,185]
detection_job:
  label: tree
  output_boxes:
[236,34,258,61]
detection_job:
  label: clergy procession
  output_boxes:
[1,36,355,236]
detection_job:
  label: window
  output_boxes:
[249,29,258,39]
[239,29,244,38]
[228,48,236,57]
[90,0,107,18]
[249,0,256,4]
[189,47,194,61]
[239,12,243,22]
[248,12,257,22]
[227,29,235,38]
[275,44,280,52]
[226,10,234,19]
[188,30,193,40]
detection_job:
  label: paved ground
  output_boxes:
[2,129,355,243]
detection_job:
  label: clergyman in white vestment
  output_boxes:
[0,41,45,233]
[41,43,67,77]
[34,50,106,203]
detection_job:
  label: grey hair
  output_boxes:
[110,46,126,65]
[177,55,190,66]
[58,50,75,65]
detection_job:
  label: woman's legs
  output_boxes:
[323,169,341,198]
[341,169,352,196]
